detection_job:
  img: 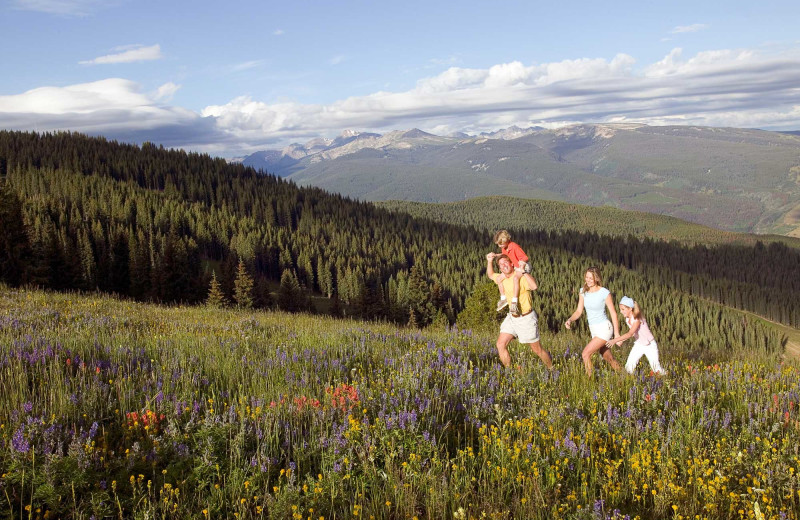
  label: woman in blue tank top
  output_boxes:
[564,266,622,376]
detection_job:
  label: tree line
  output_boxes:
[0,131,797,341]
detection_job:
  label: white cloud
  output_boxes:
[4,47,800,156]
[273,29,284,36]
[154,82,180,102]
[11,0,106,16]
[671,23,708,34]
[80,44,163,65]
[200,48,800,149]
[329,55,346,66]
[0,79,198,134]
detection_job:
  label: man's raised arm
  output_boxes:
[486,253,497,280]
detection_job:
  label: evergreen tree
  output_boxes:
[0,182,31,286]
[253,275,273,309]
[78,228,97,290]
[408,306,418,329]
[128,229,151,300]
[457,280,502,332]
[407,263,434,327]
[206,271,227,307]
[233,259,254,308]
[108,230,130,294]
[278,268,302,312]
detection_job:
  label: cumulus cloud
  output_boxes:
[200,47,800,150]
[80,44,163,65]
[671,23,708,34]
[3,47,800,156]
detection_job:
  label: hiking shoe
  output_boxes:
[496,299,508,312]
[509,302,520,317]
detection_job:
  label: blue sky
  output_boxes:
[1,0,800,157]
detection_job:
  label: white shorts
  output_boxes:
[500,311,540,344]
[589,320,613,341]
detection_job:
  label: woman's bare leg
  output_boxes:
[581,337,609,376]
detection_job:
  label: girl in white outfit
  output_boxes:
[564,267,622,376]
[608,296,664,375]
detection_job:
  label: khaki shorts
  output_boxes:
[500,311,540,344]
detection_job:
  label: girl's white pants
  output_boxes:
[625,339,663,374]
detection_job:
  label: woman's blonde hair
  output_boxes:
[493,229,511,246]
[582,266,603,293]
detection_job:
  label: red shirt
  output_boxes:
[501,241,529,267]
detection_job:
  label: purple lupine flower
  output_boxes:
[12,427,29,453]
[593,499,605,519]
[722,412,732,428]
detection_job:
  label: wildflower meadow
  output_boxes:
[1,287,799,519]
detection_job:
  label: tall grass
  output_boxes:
[0,287,797,519]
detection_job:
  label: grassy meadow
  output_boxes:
[1,287,799,519]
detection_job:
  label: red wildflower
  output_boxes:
[327,383,359,412]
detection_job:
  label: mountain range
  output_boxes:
[241,124,800,236]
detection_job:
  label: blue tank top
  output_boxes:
[583,287,610,325]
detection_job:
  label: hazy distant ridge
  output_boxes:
[243,124,800,236]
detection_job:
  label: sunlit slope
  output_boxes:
[377,196,800,248]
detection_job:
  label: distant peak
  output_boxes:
[402,128,435,138]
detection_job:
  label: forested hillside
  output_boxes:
[1,130,799,337]
[378,197,800,248]
[250,124,800,235]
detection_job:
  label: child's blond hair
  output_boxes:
[493,229,511,246]
[631,301,644,321]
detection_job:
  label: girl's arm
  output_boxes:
[565,293,584,329]
[606,294,620,339]
[608,319,640,347]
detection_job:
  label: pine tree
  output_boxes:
[207,271,227,307]
[0,182,31,286]
[278,268,302,312]
[408,306,418,329]
[233,259,254,308]
[254,276,273,309]
[407,263,434,326]
[457,280,502,332]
